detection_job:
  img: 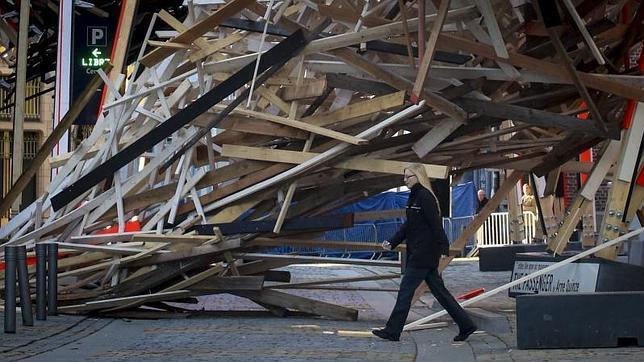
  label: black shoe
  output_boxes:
[453,325,477,342]
[372,328,400,341]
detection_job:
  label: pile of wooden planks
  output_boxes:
[1,0,642,319]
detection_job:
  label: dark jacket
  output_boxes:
[476,197,489,213]
[389,184,450,269]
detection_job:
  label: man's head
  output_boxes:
[477,189,486,201]
[404,169,419,188]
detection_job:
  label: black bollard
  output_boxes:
[35,243,47,320]
[16,245,34,326]
[4,246,17,333]
[47,243,58,316]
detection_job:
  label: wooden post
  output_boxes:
[103,0,138,103]
[411,0,450,102]
[10,0,30,214]
[596,103,644,259]
[548,139,622,254]
[508,183,525,243]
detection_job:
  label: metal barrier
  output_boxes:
[267,211,536,258]
[447,216,476,247]
[476,211,537,246]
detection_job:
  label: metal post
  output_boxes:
[4,246,18,333]
[47,243,58,316]
[35,243,47,320]
[16,245,34,326]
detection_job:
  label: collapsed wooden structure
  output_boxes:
[0,0,643,320]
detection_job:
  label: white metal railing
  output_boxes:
[476,211,537,246]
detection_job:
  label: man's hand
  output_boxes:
[381,240,392,250]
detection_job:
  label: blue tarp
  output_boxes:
[332,191,409,221]
[451,182,477,217]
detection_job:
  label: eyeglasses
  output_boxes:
[403,174,416,180]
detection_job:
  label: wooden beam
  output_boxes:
[265,273,399,289]
[435,34,644,102]
[188,276,265,292]
[281,78,327,101]
[456,98,618,139]
[108,0,138,84]
[412,119,464,158]
[234,289,358,321]
[220,144,449,178]
[411,0,450,100]
[140,0,255,67]
[193,114,308,139]
[222,108,368,145]
[9,0,31,213]
[331,48,467,122]
[303,91,406,127]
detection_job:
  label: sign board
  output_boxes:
[509,260,599,297]
[71,12,117,125]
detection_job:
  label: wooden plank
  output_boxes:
[474,0,508,58]
[411,0,450,99]
[331,48,467,122]
[412,119,464,158]
[281,78,327,101]
[125,238,242,268]
[544,23,608,134]
[132,234,216,244]
[303,91,406,127]
[265,273,399,289]
[456,98,618,139]
[55,242,154,255]
[435,34,644,102]
[188,276,265,291]
[220,144,449,178]
[223,108,368,145]
[59,291,192,312]
[9,0,30,213]
[580,139,622,199]
[140,0,255,67]
[160,265,225,292]
[107,0,138,90]
[616,103,644,182]
[235,289,358,321]
[188,32,246,63]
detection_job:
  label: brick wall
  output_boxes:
[564,146,611,212]
[592,146,611,212]
[564,172,579,208]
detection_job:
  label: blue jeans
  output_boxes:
[385,267,475,336]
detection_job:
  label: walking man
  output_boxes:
[372,163,477,342]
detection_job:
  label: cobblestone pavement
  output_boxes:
[0,314,112,361]
[2,259,643,361]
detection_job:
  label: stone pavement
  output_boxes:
[1,259,643,361]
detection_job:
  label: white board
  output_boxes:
[509,260,599,297]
